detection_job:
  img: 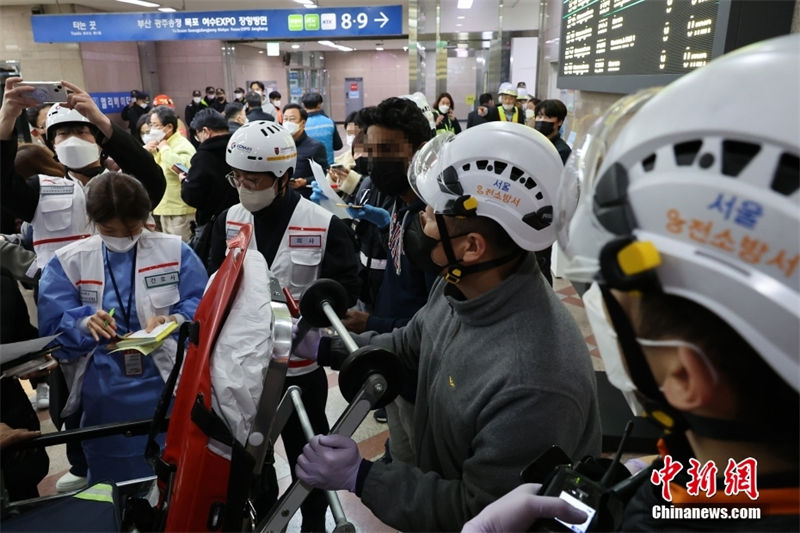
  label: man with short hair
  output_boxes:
[282,103,328,197]
[301,92,342,165]
[268,90,283,123]
[533,99,571,164]
[245,91,275,122]
[224,102,246,133]
[149,106,196,242]
[181,108,237,264]
[466,92,493,129]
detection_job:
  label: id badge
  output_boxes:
[123,351,144,376]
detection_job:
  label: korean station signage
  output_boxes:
[31,5,403,43]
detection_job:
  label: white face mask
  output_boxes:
[283,121,300,136]
[582,282,645,416]
[234,92,244,99]
[438,104,450,114]
[54,136,100,170]
[272,100,281,108]
[238,182,277,212]
[525,108,535,120]
[345,134,355,146]
[192,96,201,104]
[138,102,148,109]
[502,104,516,113]
[101,232,142,253]
[149,127,166,142]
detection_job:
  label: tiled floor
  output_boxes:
[22,275,603,532]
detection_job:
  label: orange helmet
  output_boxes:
[153,94,174,108]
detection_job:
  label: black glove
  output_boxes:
[316,335,350,370]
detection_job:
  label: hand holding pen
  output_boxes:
[87,307,117,342]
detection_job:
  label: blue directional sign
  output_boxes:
[89,91,133,114]
[31,6,403,43]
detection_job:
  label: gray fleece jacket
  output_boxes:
[354,253,601,531]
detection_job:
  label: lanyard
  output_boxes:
[104,246,137,330]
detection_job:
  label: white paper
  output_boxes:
[124,321,174,340]
[309,160,351,219]
[0,334,61,365]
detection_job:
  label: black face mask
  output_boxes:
[368,157,409,196]
[534,120,555,137]
[403,214,444,275]
[353,156,369,176]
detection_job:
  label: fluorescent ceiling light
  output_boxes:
[116,0,160,7]
[457,0,474,8]
[294,0,312,3]
[158,7,176,12]
[376,46,384,51]
[317,40,353,52]
[291,44,301,49]
[457,16,465,19]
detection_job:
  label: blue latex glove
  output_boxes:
[296,434,362,492]
[346,204,391,229]
[310,180,326,205]
[292,318,322,361]
[461,483,588,533]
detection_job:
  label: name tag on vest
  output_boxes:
[41,185,74,195]
[289,235,322,248]
[80,288,99,304]
[144,271,180,288]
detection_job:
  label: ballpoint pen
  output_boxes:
[103,307,116,327]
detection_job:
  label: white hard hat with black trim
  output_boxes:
[45,103,93,140]
[555,34,800,391]
[225,120,297,177]
[409,121,563,252]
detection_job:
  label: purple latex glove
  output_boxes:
[292,318,322,361]
[346,204,391,229]
[461,483,589,533]
[296,434,362,492]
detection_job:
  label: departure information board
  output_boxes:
[558,0,729,93]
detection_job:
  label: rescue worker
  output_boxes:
[37,172,207,483]
[0,78,165,271]
[465,33,800,532]
[295,122,601,531]
[207,121,361,531]
[486,82,524,124]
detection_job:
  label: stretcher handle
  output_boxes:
[283,287,300,318]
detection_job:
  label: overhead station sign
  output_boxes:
[31,5,403,43]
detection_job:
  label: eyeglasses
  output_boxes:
[226,171,272,189]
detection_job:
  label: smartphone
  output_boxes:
[25,82,70,104]
[172,162,189,174]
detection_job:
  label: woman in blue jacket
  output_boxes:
[38,172,207,483]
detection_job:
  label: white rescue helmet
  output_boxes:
[225,120,297,177]
[409,121,563,252]
[516,88,530,102]
[498,82,517,98]
[45,103,93,141]
[555,34,800,391]
[401,92,436,130]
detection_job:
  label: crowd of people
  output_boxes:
[0,33,797,532]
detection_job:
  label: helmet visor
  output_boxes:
[554,87,661,282]
[408,132,455,210]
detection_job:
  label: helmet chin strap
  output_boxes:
[434,214,521,284]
